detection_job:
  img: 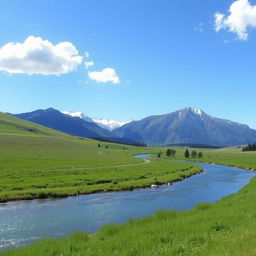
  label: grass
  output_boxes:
[0,154,201,202]
[2,170,256,256]
[2,112,256,255]
[172,147,256,170]
[198,150,256,170]
[0,113,201,202]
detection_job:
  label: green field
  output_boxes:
[2,159,256,256]
[171,147,256,170]
[2,112,256,255]
[0,113,201,202]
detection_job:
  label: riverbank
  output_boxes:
[0,158,202,203]
[175,149,256,171]
[1,162,256,256]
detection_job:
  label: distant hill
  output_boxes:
[0,111,69,137]
[13,108,114,139]
[113,107,256,146]
[12,108,143,146]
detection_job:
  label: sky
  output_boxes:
[0,0,256,128]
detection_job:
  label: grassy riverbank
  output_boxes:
[0,153,201,202]
[2,165,256,256]
[174,147,256,170]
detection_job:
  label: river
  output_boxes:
[0,155,255,250]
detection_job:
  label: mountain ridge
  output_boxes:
[12,108,142,146]
[113,107,256,146]
[13,108,114,139]
[11,107,256,146]
[62,110,132,131]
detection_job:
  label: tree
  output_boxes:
[242,143,256,152]
[170,149,176,157]
[166,148,171,157]
[191,150,197,158]
[198,152,203,158]
[105,145,108,149]
[157,152,162,158]
[184,149,190,158]
[98,144,101,148]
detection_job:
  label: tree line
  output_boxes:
[184,149,203,158]
[242,143,256,152]
[156,148,203,159]
[91,137,147,147]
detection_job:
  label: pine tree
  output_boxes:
[184,149,190,158]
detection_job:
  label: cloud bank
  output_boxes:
[0,36,83,75]
[215,0,256,40]
[88,68,120,84]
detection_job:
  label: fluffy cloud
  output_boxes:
[214,0,256,40]
[0,36,83,75]
[88,68,120,84]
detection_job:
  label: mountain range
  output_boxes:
[14,108,113,138]
[113,107,256,146]
[62,111,132,131]
[12,108,140,145]
[11,107,256,147]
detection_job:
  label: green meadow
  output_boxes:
[2,159,256,256]
[0,113,201,202]
[172,147,256,170]
[1,112,256,256]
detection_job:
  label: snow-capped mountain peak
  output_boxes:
[182,107,203,116]
[62,111,132,131]
[62,111,93,122]
[192,108,202,116]
[92,118,132,131]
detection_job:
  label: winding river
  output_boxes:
[0,155,255,251]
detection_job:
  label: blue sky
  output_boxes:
[0,0,256,128]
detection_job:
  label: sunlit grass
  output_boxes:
[2,175,256,256]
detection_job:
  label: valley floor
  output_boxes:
[2,158,256,256]
[1,117,256,256]
[1,148,256,255]
[0,133,201,202]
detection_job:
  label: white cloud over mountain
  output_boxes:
[214,0,256,40]
[88,68,120,84]
[0,36,83,75]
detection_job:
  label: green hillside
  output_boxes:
[0,112,70,137]
[0,112,201,202]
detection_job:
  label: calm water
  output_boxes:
[0,155,255,250]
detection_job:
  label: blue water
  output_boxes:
[0,156,255,250]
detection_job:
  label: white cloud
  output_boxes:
[0,36,83,75]
[88,68,120,84]
[84,60,94,69]
[84,52,90,58]
[214,0,256,40]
